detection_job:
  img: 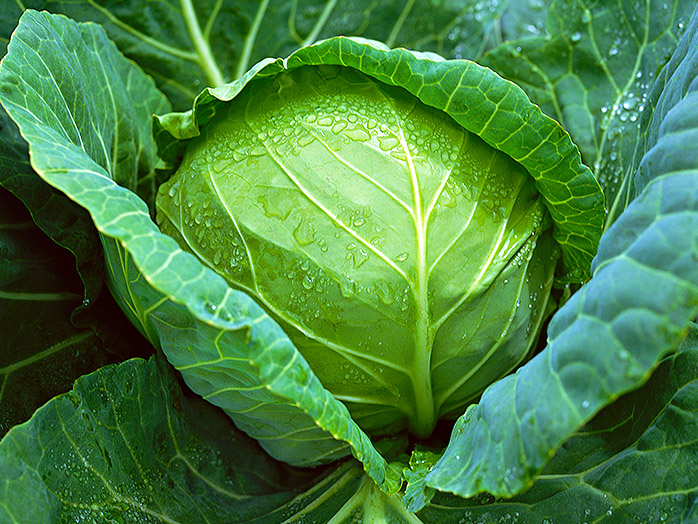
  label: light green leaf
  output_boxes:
[0,10,394,483]
[403,450,440,512]
[156,60,560,438]
[481,0,695,226]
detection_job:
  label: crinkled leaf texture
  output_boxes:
[406,4,698,508]
[0,9,396,487]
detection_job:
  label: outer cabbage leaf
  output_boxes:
[412,326,698,523]
[0,10,397,483]
[0,355,420,524]
[408,6,698,503]
[632,5,698,197]
[0,356,317,523]
[2,330,695,523]
[0,14,151,436]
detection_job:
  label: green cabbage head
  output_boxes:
[155,39,601,441]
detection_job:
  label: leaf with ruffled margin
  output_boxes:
[1,0,555,111]
[411,325,698,523]
[156,36,604,283]
[482,0,695,227]
[0,10,397,487]
[405,8,698,505]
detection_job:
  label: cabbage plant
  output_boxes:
[1,2,698,523]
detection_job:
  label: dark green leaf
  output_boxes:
[482,0,694,226]
[413,326,698,523]
[0,186,149,437]
[633,6,698,197]
[0,353,427,523]
[0,356,318,523]
[2,0,553,111]
[0,106,104,306]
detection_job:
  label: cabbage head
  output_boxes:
[155,41,600,440]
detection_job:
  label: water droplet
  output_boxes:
[344,127,371,142]
[249,144,266,156]
[395,252,409,262]
[378,136,399,151]
[332,121,347,134]
[293,219,317,246]
[570,31,582,42]
[374,280,395,305]
[622,97,638,110]
[298,134,314,147]
[302,275,314,290]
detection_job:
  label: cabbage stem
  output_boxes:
[180,0,225,87]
